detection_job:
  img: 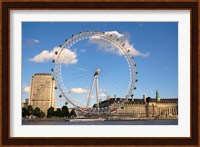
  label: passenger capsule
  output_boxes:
[54,86,57,89]
[51,68,54,72]
[59,94,62,98]
[72,34,75,37]
[55,51,58,55]
[134,87,137,90]
[135,71,138,74]
[52,59,55,63]
[59,45,62,48]
[52,77,55,80]
[65,38,68,42]
[65,102,68,105]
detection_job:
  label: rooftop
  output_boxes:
[34,73,52,76]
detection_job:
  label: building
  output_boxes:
[28,73,56,114]
[99,91,178,118]
[22,98,29,108]
[115,97,178,118]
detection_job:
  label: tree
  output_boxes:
[47,107,54,118]
[40,111,45,118]
[22,107,28,118]
[55,108,62,117]
[92,104,97,108]
[27,105,34,116]
[62,106,69,118]
[34,107,41,117]
[69,109,77,118]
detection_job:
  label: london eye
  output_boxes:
[51,30,138,115]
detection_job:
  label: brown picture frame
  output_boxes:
[1,0,199,146]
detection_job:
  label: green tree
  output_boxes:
[55,108,62,117]
[69,109,77,118]
[62,106,69,118]
[34,107,41,117]
[47,107,54,118]
[22,107,28,118]
[40,111,45,118]
[27,105,34,116]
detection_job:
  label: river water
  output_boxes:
[22,119,178,125]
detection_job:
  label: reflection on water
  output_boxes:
[22,120,178,125]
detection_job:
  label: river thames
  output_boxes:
[22,119,178,125]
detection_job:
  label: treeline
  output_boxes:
[22,105,77,118]
[46,106,76,118]
[22,105,45,118]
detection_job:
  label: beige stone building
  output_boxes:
[115,98,178,118]
[28,73,56,114]
[99,92,178,118]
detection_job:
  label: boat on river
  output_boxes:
[69,118,105,122]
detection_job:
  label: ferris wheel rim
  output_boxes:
[53,31,137,109]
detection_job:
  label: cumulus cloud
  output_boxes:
[105,31,124,38]
[89,31,149,57]
[68,88,88,94]
[29,47,78,64]
[23,86,30,93]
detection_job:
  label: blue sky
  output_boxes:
[22,22,178,108]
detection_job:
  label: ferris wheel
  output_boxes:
[51,30,138,114]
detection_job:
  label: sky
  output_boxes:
[22,22,178,108]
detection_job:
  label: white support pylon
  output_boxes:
[87,76,95,107]
[96,75,99,114]
[86,68,101,112]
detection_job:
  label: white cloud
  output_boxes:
[23,86,30,93]
[123,40,150,57]
[29,50,52,62]
[25,39,40,46]
[105,31,124,38]
[99,93,107,97]
[29,47,78,64]
[68,88,88,94]
[89,31,149,57]
[34,39,40,43]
